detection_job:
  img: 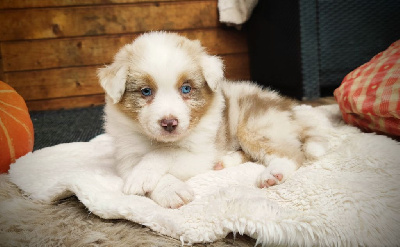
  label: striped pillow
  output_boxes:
[334,40,400,137]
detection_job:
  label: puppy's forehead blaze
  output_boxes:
[188,79,215,128]
[116,74,157,118]
[129,38,202,82]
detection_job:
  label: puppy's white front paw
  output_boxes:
[122,169,163,196]
[257,157,297,188]
[150,174,194,208]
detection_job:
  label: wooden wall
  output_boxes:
[0,0,250,111]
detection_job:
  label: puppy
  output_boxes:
[98,32,329,208]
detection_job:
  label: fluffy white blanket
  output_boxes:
[8,105,400,246]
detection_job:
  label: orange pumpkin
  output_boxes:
[0,81,34,173]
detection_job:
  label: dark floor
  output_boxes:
[30,106,105,151]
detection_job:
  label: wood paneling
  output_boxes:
[5,66,102,101]
[223,53,251,81]
[0,0,176,9]
[26,94,105,111]
[2,29,247,72]
[0,1,217,41]
[0,0,251,111]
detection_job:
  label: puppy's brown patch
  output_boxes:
[178,73,215,128]
[236,92,303,165]
[117,74,158,120]
[217,91,231,149]
[192,82,215,122]
[237,149,253,163]
[239,93,296,122]
[237,125,303,166]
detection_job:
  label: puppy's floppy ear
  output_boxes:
[97,63,127,104]
[200,54,224,92]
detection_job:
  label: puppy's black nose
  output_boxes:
[160,118,178,132]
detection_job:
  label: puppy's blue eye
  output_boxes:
[181,85,191,94]
[141,88,152,96]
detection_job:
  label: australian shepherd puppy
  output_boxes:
[98,32,328,208]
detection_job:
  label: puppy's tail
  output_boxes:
[294,105,332,160]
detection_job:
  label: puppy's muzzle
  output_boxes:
[160,118,178,133]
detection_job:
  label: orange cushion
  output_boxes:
[334,40,400,137]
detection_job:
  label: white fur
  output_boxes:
[98,65,127,104]
[149,174,194,209]
[98,32,329,208]
[99,32,226,208]
[200,55,224,91]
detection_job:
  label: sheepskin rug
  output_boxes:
[1,105,400,246]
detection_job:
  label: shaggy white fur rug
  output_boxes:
[5,105,400,246]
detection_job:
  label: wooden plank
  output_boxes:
[223,53,250,81]
[2,35,134,72]
[2,29,248,72]
[0,1,218,41]
[4,66,103,101]
[27,94,105,111]
[0,0,178,9]
[5,53,249,101]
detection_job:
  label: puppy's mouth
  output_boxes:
[155,129,185,142]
